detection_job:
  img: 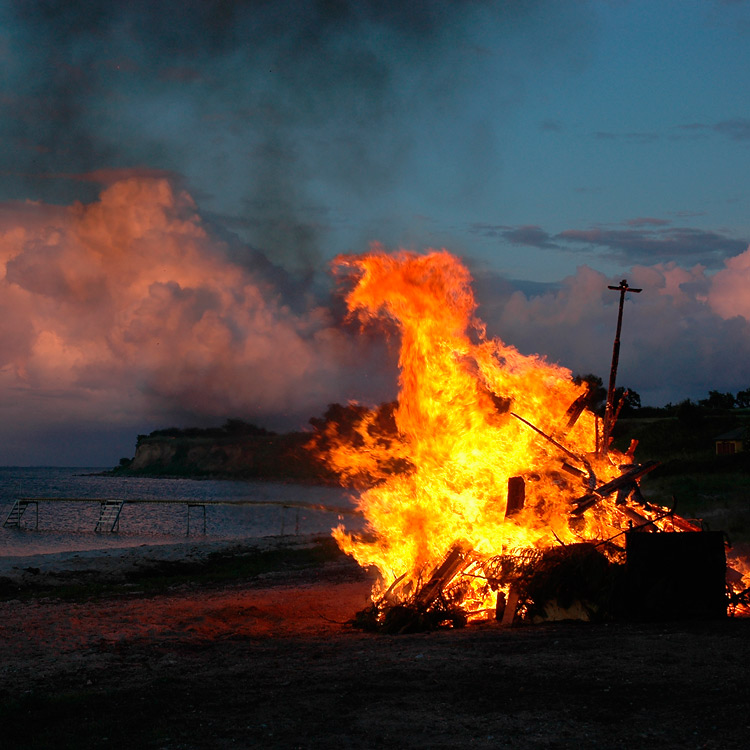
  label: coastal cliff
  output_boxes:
[114,425,332,482]
[112,404,401,483]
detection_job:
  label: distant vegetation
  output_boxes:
[136,419,275,444]
[574,372,750,420]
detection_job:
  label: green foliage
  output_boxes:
[611,413,736,462]
[144,419,275,441]
[699,390,736,411]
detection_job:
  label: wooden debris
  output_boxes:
[511,411,597,489]
[511,412,582,465]
[561,462,586,478]
[571,461,659,516]
[625,439,639,459]
[505,477,525,518]
[666,513,704,533]
[499,587,520,626]
[563,392,588,432]
[414,543,472,609]
[616,504,658,531]
[350,543,475,634]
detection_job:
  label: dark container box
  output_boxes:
[625,531,726,620]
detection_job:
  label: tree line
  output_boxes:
[574,373,750,418]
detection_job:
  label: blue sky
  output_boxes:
[1,0,750,464]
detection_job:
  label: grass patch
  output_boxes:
[641,473,750,541]
[609,415,750,540]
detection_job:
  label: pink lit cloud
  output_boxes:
[0,177,396,463]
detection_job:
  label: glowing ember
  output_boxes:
[313,247,748,624]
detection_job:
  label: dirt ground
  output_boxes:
[1,556,749,750]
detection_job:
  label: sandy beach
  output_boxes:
[0,536,298,586]
[1,535,749,749]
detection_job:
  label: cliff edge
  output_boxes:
[113,423,333,482]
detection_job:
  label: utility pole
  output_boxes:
[602,279,641,452]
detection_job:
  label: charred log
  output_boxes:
[616,504,659,531]
[505,477,526,518]
[414,543,472,609]
[562,391,589,433]
[498,587,520,626]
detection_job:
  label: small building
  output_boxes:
[714,428,746,456]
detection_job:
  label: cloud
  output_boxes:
[592,131,661,145]
[625,217,671,228]
[470,223,560,249]
[540,119,564,132]
[708,246,750,319]
[473,247,750,409]
[592,119,750,145]
[678,118,750,142]
[556,226,746,267]
[483,219,747,267]
[0,0,598,269]
[0,177,398,462]
[4,177,750,464]
[56,167,183,186]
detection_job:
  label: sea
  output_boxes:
[0,467,362,559]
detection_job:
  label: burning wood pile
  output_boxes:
[311,249,750,632]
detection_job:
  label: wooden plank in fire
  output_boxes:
[562,392,589,433]
[667,514,704,533]
[506,476,525,518]
[414,544,472,609]
[570,460,659,516]
[499,587,520,627]
[615,504,658,531]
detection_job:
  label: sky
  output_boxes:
[1,0,750,465]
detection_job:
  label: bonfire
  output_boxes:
[310,248,750,631]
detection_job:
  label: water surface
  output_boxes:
[0,467,360,558]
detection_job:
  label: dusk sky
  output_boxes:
[2,0,750,465]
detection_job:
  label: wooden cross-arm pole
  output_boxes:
[602,279,641,452]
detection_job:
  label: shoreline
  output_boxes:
[0,532,334,589]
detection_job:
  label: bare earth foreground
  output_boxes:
[1,537,749,750]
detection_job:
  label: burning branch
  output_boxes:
[510,411,596,488]
[354,544,476,633]
[570,461,659,516]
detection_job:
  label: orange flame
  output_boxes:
[318,248,743,618]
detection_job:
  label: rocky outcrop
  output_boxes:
[116,433,332,482]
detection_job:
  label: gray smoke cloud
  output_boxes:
[0,1,605,462]
[1,1,596,269]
